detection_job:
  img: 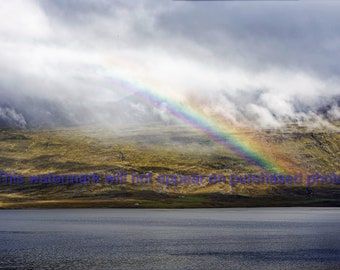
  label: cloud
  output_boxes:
[327,105,340,121]
[0,106,27,128]
[0,0,339,129]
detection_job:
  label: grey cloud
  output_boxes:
[157,1,340,78]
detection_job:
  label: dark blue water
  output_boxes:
[0,208,339,270]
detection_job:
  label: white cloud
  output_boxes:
[0,0,50,40]
[327,105,340,121]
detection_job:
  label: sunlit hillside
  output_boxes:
[0,122,339,208]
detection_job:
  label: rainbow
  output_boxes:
[91,67,281,173]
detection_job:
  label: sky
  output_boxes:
[0,0,339,129]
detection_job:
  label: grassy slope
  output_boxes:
[0,123,339,208]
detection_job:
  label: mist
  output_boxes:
[1,0,339,129]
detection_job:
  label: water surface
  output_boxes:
[0,208,339,269]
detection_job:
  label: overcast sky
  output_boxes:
[0,0,339,128]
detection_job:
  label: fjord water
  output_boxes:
[0,208,339,270]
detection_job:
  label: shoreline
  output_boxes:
[1,198,339,209]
